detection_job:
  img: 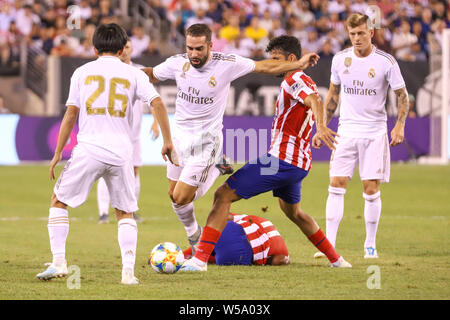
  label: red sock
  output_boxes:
[308,229,340,263]
[193,226,221,263]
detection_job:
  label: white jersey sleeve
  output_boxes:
[386,60,406,91]
[226,54,256,82]
[65,68,81,108]
[330,55,341,85]
[152,55,178,81]
[135,68,160,105]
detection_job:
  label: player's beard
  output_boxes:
[190,48,210,69]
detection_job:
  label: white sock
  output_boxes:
[97,177,110,216]
[325,186,346,248]
[118,218,138,272]
[171,201,198,237]
[48,207,69,265]
[193,166,220,201]
[363,191,381,249]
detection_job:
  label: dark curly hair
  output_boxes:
[265,35,302,59]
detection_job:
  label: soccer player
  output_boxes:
[142,24,320,253]
[183,212,290,266]
[36,23,175,284]
[180,35,352,272]
[97,39,160,224]
[312,13,409,259]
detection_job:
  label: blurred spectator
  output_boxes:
[211,23,228,52]
[99,0,114,21]
[258,0,282,19]
[431,1,447,21]
[245,17,268,44]
[309,0,325,20]
[391,19,418,61]
[328,0,346,15]
[290,0,314,26]
[318,40,334,60]
[186,4,213,29]
[224,30,255,57]
[373,28,392,54]
[289,18,307,43]
[350,0,368,14]
[16,4,40,37]
[408,94,416,118]
[78,0,93,21]
[259,9,273,32]
[428,18,447,54]
[130,25,150,58]
[270,18,286,38]
[175,0,195,34]
[302,27,322,54]
[420,8,433,36]
[206,0,224,24]
[219,15,240,42]
[411,20,428,58]
[410,42,427,62]
[51,39,74,56]
[149,0,168,21]
[74,37,95,58]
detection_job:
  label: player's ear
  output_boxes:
[118,48,124,56]
[94,47,99,57]
[288,53,297,62]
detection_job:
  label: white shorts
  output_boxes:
[329,134,390,183]
[54,145,138,212]
[167,132,222,187]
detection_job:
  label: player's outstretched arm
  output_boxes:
[150,97,178,165]
[49,106,79,179]
[307,94,338,150]
[141,67,160,84]
[253,53,319,74]
[390,87,409,146]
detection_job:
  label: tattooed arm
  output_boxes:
[390,87,409,146]
[324,82,341,125]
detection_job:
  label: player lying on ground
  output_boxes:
[36,23,175,285]
[183,212,290,266]
[180,35,352,272]
[142,24,320,255]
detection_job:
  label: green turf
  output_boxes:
[0,163,449,300]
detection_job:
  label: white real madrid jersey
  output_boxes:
[65,55,160,165]
[153,52,256,134]
[330,45,406,137]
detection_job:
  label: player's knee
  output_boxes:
[172,191,193,206]
[213,184,233,203]
[168,188,175,202]
[330,177,348,189]
[50,193,66,208]
[363,183,380,197]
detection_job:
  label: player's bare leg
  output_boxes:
[36,194,69,280]
[115,209,139,284]
[278,198,351,268]
[362,179,381,258]
[132,167,142,223]
[180,183,241,271]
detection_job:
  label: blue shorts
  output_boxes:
[213,221,253,265]
[226,154,309,204]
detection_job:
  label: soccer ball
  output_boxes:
[149,242,185,274]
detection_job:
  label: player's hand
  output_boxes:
[314,126,339,150]
[162,143,179,166]
[298,53,320,70]
[390,122,405,146]
[150,121,160,140]
[49,152,62,180]
[311,133,323,149]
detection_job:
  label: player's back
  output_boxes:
[66,55,159,166]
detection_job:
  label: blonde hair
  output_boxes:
[346,13,373,30]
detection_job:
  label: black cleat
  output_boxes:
[216,155,234,175]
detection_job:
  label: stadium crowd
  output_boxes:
[0,0,449,66]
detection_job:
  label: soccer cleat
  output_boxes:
[331,256,352,268]
[133,213,143,223]
[121,268,139,285]
[98,213,109,224]
[313,251,326,259]
[188,226,203,255]
[36,261,68,280]
[216,155,234,175]
[364,247,379,259]
[179,258,207,272]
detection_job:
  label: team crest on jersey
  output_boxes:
[368,68,376,78]
[208,76,217,87]
[344,57,352,74]
[181,62,190,78]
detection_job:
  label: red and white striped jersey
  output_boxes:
[232,213,289,265]
[269,70,319,171]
